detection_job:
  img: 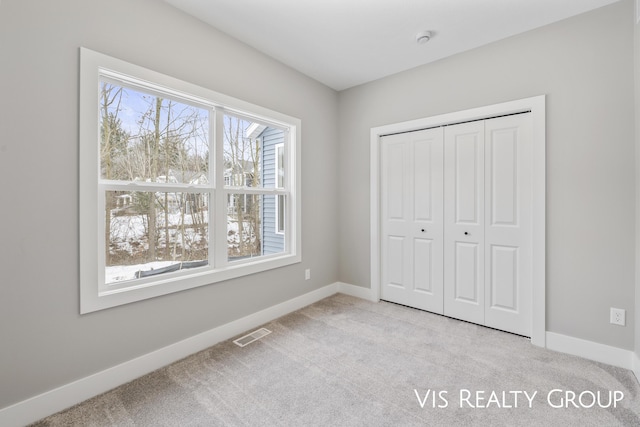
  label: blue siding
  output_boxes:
[261,127,285,255]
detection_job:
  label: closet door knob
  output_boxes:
[421,229,425,232]
[464,231,469,235]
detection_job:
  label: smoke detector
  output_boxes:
[415,31,432,44]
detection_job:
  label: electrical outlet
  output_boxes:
[305,269,311,280]
[610,308,625,326]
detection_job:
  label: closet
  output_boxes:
[380,113,532,337]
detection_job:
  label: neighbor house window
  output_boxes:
[80,48,301,313]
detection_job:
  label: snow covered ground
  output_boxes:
[106,211,257,284]
[106,260,178,284]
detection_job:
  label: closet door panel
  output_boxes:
[414,238,434,294]
[484,114,532,336]
[454,242,480,303]
[380,128,444,313]
[455,136,481,224]
[381,138,410,305]
[444,121,485,324]
[489,245,518,310]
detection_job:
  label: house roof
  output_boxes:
[245,122,267,139]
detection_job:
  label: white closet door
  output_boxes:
[443,121,485,324]
[380,128,444,313]
[484,114,532,336]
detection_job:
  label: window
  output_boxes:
[80,48,301,313]
[275,143,285,234]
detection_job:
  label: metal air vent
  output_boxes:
[233,328,272,347]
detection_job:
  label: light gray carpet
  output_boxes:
[32,294,640,426]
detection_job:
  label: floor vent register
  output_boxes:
[233,328,272,347]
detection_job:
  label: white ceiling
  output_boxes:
[164,0,621,91]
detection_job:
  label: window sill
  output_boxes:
[81,253,301,314]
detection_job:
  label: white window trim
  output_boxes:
[79,47,301,314]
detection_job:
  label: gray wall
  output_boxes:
[0,0,338,409]
[338,0,636,350]
[0,0,637,414]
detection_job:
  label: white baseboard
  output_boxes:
[336,282,377,302]
[0,283,340,427]
[546,332,634,370]
[4,286,637,427]
[337,285,640,381]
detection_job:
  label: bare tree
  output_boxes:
[100,83,125,265]
[103,83,210,271]
[223,116,262,258]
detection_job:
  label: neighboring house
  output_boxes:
[113,171,210,216]
[185,172,209,215]
[154,172,210,215]
[224,168,255,215]
[247,124,285,255]
[261,127,285,255]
